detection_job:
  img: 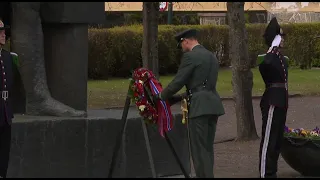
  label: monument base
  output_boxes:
[7,112,190,178]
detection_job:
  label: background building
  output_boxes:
[96,2,320,28]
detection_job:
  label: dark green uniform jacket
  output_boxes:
[160,45,225,118]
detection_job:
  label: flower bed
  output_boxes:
[284,126,320,140]
[281,125,320,177]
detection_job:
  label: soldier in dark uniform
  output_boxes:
[0,20,13,178]
[156,29,225,178]
[258,17,288,178]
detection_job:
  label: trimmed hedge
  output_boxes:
[88,23,320,79]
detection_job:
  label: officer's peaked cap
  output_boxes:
[0,19,9,31]
[263,17,285,47]
[174,29,198,43]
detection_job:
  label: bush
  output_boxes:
[88,23,320,79]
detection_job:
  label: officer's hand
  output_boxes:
[168,93,187,105]
[180,92,188,99]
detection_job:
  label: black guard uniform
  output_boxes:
[0,20,13,178]
[258,17,288,178]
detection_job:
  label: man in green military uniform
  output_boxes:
[156,29,225,178]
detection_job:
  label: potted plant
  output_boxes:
[281,126,320,177]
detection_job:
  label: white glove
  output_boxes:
[267,35,282,53]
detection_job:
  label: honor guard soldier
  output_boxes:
[258,17,289,178]
[0,20,13,178]
[156,29,225,178]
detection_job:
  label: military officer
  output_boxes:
[156,29,225,178]
[258,17,288,178]
[0,19,13,178]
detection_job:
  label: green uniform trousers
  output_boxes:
[189,115,218,178]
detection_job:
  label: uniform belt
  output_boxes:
[266,83,288,89]
[1,90,8,101]
[187,86,211,96]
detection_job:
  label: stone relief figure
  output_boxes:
[9,2,104,117]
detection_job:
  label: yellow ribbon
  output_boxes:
[181,98,188,124]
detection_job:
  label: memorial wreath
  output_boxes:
[128,68,174,137]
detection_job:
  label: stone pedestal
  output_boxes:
[11,60,26,114]
[43,23,88,111]
[7,111,190,178]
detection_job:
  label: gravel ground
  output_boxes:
[164,96,320,178]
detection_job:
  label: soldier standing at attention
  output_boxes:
[0,19,13,178]
[258,17,288,178]
[156,29,225,178]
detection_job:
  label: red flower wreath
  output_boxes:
[128,68,174,137]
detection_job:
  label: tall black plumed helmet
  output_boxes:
[263,17,285,47]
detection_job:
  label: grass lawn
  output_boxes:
[88,68,320,109]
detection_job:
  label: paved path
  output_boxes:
[212,96,320,178]
[88,96,320,143]
[89,96,320,178]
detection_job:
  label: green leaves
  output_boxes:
[88,23,320,79]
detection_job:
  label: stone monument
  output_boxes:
[0,2,190,178]
[9,2,105,117]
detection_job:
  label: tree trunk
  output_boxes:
[227,2,259,141]
[142,2,159,79]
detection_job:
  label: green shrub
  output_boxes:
[88,23,320,79]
